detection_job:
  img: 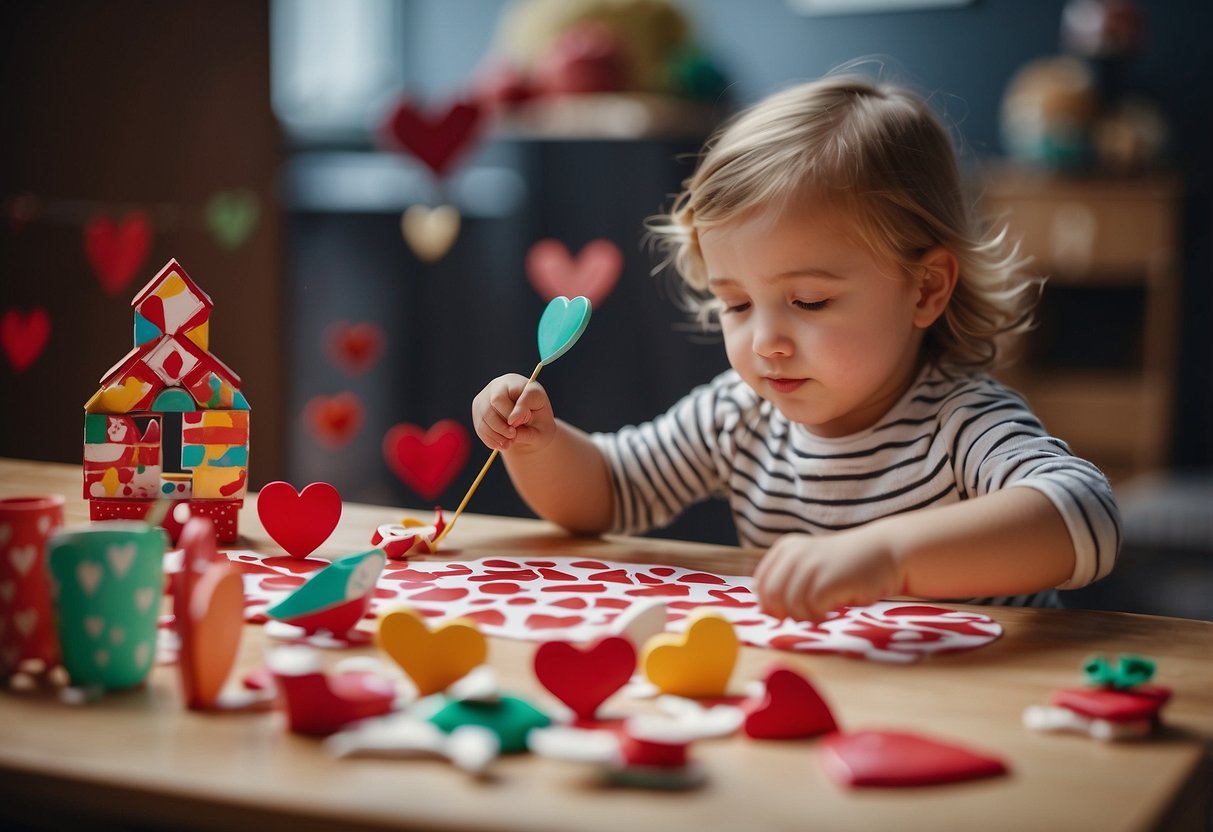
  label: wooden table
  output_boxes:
[1,458,1210,831]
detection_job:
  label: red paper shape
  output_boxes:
[273,666,396,736]
[383,420,470,501]
[820,730,1008,788]
[1051,685,1172,723]
[84,211,153,296]
[1,307,51,372]
[526,238,622,308]
[305,392,365,449]
[382,98,484,178]
[743,664,838,739]
[533,635,637,721]
[256,481,343,559]
[325,321,385,375]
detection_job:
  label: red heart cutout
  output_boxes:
[256,481,343,559]
[1,307,51,372]
[743,664,838,739]
[382,420,470,501]
[526,238,622,308]
[305,392,365,449]
[325,321,385,375]
[382,98,484,178]
[84,211,153,296]
[533,635,636,721]
[820,730,1008,788]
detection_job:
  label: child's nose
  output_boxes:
[753,312,793,357]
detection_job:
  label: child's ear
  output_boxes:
[911,246,959,328]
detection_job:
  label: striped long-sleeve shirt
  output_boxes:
[590,364,1121,607]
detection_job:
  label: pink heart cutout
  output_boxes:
[743,664,838,739]
[382,420,470,501]
[526,238,622,307]
[256,481,343,559]
[820,730,1008,788]
[1,307,51,372]
[84,211,153,296]
[533,635,636,721]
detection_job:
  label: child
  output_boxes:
[472,74,1120,622]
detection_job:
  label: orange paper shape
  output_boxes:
[377,608,487,696]
[641,611,738,698]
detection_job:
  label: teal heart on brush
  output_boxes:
[537,295,591,365]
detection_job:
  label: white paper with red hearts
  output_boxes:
[219,554,1001,664]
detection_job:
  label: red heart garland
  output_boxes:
[83,211,153,296]
[742,664,838,739]
[305,392,365,449]
[526,238,622,308]
[382,98,484,178]
[325,321,385,375]
[1,307,51,372]
[382,420,470,501]
[820,730,1008,788]
[256,481,344,560]
[533,635,637,722]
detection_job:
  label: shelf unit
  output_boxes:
[982,167,1181,483]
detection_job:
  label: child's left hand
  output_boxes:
[753,527,906,623]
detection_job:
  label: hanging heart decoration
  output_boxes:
[401,204,461,262]
[305,392,365,449]
[325,321,385,375]
[1,307,51,372]
[526,239,623,308]
[206,188,260,250]
[382,98,485,178]
[83,210,153,296]
[383,419,471,501]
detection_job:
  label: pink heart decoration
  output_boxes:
[381,98,484,178]
[83,211,153,296]
[325,321,385,375]
[256,481,343,559]
[526,238,622,308]
[819,730,1009,788]
[742,664,837,739]
[1,307,51,372]
[533,635,636,721]
[382,420,470,501]
[305,392,365,449]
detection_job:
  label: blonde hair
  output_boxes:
[647,74,1039,371]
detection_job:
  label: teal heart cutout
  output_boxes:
[205,188,260,250]
[537,295,591,365]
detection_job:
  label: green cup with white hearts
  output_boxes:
[47,522,167,691]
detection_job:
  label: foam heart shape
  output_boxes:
[401,204,461,262]
[205,188,260,250]
[382,420,470,501]
[819,730,1008,788]
[533,635,636,721]
[84,211,153,296]
[266,550,386,635]
[378,608,487,696]
[641,611,738,698]
[526,239,622,308]
[743,664,838,739]
[325,320,385,375]
[537,295,592,365]
[1,307,51,372]
[257,481,343,559]
[305,393,365,449]
[184,563,245,709]
[382,98,484,177]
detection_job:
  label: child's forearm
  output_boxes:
[883,487,1076,599]
[502,420,614,534]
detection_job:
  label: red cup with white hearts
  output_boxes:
[0,495,66,677]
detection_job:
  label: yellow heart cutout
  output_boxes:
[95,376,151,414]
[377,608,487,696]
[401,204,461,263]
[641,610,738,698]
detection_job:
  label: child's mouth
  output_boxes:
[766,377,806,394]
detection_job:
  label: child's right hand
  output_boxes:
[471,374,557,454]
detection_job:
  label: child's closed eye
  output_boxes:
[794,299,829,311]
[721,301,751,314]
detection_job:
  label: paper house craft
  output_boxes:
[83,259,250,542]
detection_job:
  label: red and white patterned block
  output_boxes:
[217,555,1002,663]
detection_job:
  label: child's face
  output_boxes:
[700,199,929,437]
